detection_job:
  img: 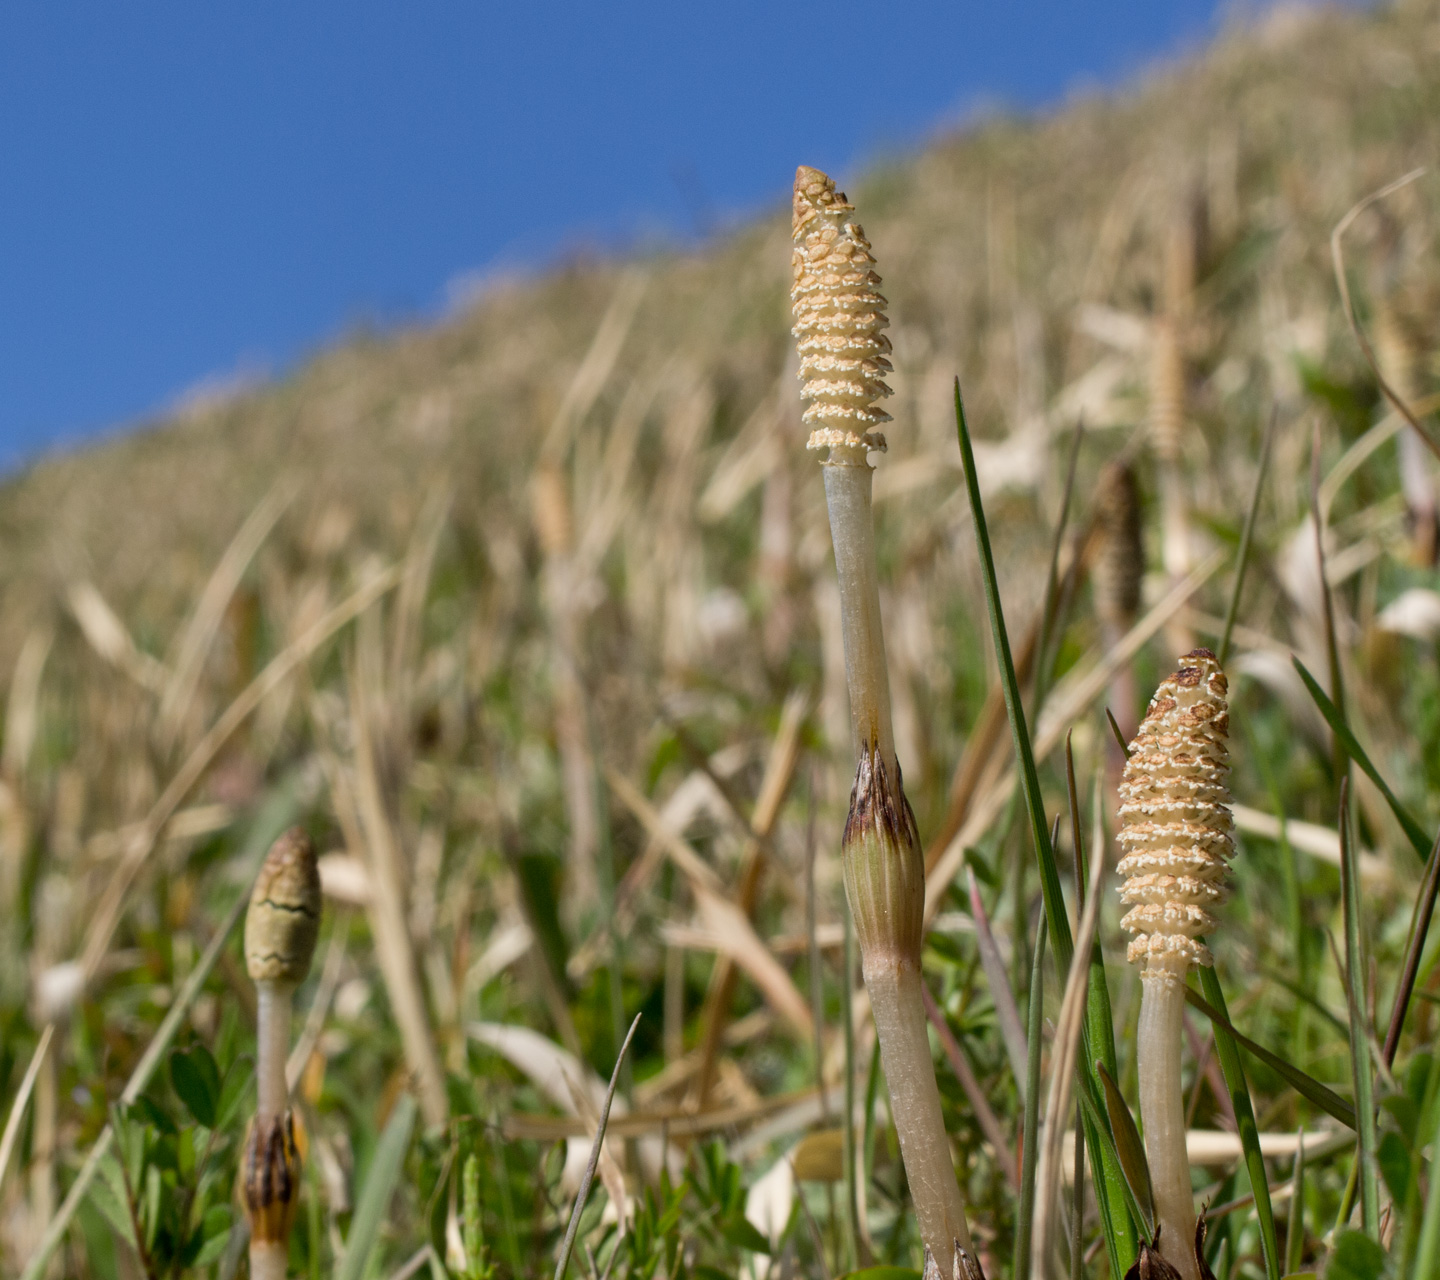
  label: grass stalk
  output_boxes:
[1195,965,1280,1280]
[1309,428,1349,790]
[1014,917,1047,1277]
[1034,842,1106,1279]
[1383,829,1440,1065]
[1338,780,1379,1238]
[0,1022,53,1195]
[553,1013,642,1280]
[1216,406,1276,669]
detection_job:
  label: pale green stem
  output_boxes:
[253,981,294,1280]
[822,447,895,767]
[1138,967,1199,1280]
[821,442,972,1263]
[256,982,293,1118]
[865,954,973,1258]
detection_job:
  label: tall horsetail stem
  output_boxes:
[1118,650,1233,1280]
[243,827,322,1280]
[792,165,979,1275]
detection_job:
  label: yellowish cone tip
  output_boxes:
[243,1110,302,1243]
[791,166,893,453]
[1117,648,1233,978]
[245,826,322,985]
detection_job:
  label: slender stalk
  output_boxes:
[256,984,293,1119]
[843,909,861,1271]
[1014,917,1047,1276]
[1196,963,1280,1280]
[1216,406,1276,669]
[1338,781,1379,1238]
[793,165,975,1270]
[822,458,895,764]
[244,828,322,1280]
[1136,967,1196,1276]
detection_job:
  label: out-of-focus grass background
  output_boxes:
[3,1,1440,1275]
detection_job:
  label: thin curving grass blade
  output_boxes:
[1195,964,1282,1280]
[1032,416,1085,708]
[1216,406,1277,668]
[1292,657,1431,862]
[1339,781,1380,1239]
[335,1093,420,1280]
[553,1012,643,1280]
[954,378,1137,1272]
[1383,829,1440,1066]
[1095,1062,1155,1244]
[1014,917,1047,1275]
[1181,987,1356,1131]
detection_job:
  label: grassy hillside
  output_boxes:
[4,1,1440,1275]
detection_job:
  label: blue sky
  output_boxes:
[0,2,1344,466]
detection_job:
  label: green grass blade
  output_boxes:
[1182,987,1356,1130]
[1216,406,1276,668]
[1073,1076,1151,1254]
[1383,830,1440,1065]
[1397,1054,1440,1275]
[1196,964,1281,1280]
[1095,1063,1155,1242]
[553,1012,642,1280]
[1416,1134,1440,1280]
[336,1092,419,1280]
[1339,782,1379,1239]
[953,379,1137,1270]
[953,380,1070,968]
[1031,417,1084,708]
[1014,917,1048,1274]
[1309,427,1350,790]
[1292,657,1431,862]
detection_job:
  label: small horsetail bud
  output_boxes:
[792,165,893,453]
[793,165,978,1271]
[244,827,321,1280]
[1117,649,1232,1280]
[245,827,322,986]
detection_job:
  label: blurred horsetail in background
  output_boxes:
[5,1,1440,1276]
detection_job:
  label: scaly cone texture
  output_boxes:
[792,165,893,455]
[1117,649,1233,977]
